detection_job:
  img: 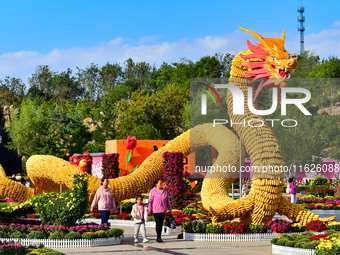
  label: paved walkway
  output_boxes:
[55,226,272,255]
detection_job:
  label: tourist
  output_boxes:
[131,194,149,243]
[289,177,298,203]
[241,183,247,197]
[148,178,172,243]
[91,178,116,224]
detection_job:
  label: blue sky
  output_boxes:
[0,0,340,83]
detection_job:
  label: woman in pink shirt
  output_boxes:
[148,178,172,243]
[91,178,116,224]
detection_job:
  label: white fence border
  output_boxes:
[272,244,315,255]
[183,232,324,242]
[0,236,122,248]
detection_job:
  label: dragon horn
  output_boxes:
[239,27,268,48]
[281,29,286,43]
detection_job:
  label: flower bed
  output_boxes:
[271,230,340,254]
[183,232,319,242]
[0,236,122,248]
[0,222,124,241]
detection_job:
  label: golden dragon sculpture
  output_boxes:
[0,27,335,226]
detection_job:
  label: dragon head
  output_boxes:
[239,27,297,101]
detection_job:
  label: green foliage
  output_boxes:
[48,231,65,240]
[9,231,26,239]
[0,76,26,106]
[303,240,320,249]
[106,228,124,238]
[64,231,82,240]
[26,231,45,239]
[294,241,307,248]
[181,208,202,216]
[249,223,266,233]
[182,221,206,233]
[33,174,89,226]
[0,231,9,238]
[82,232,96,239]
[115,85,188,140]
[95,230,109,238]
[6,98,90,158]
[206,222,224,234]
[310,177,330,189]
[270,237,279,244]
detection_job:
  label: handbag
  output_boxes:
[166,214,176,229]
[286,185,291,194]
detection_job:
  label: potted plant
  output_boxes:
[266,219,291,233]
[306,220,327,233]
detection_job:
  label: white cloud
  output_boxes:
[0,25,339,83]
[333,20,340,27]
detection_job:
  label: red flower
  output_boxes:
[66,153,70,157]
[309,234,330,241]
[306,220,328,232]
[126,136,137,150]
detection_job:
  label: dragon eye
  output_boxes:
[272,57,277,61]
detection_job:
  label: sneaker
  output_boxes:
[143,238,149,243]
[134,238,138,243]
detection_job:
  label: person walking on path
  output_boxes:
[91,177,116,224]
[289,177,298,203]
[131,195,149,243]
[148,178,172,243]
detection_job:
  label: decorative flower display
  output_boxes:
[306,220,328,232]
[266,219,291,233]
[223,222,246,234]
[101,153,120,179]
[124,135,138,176]
[126,135,137,150]
[162,152,186,209]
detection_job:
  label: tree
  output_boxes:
[0,77,26,106]
[27,65,54,100]
[115,84,188,139]
[122,58,156,92]
[291,51,320,78]
[6,99,90,158]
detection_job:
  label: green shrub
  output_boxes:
[27,231,45,239]
[285,241,296,247]
[303,240,319,249]
[329,233,340,239]
[294,241,307,248]
[300,231,314,237]
[9,231,26,239]
[0,231,9,238]
[270,237,279,245]
[48,231,65,240]
[32,174,89,226]
[82,232,96,239]
[106,228,124,238]
[64,231,81,240]
[95,230,108,238]
[276,238,289,246]
[249,224,266,233]
[182,208,202,216]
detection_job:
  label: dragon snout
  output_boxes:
[287,57,297,69]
